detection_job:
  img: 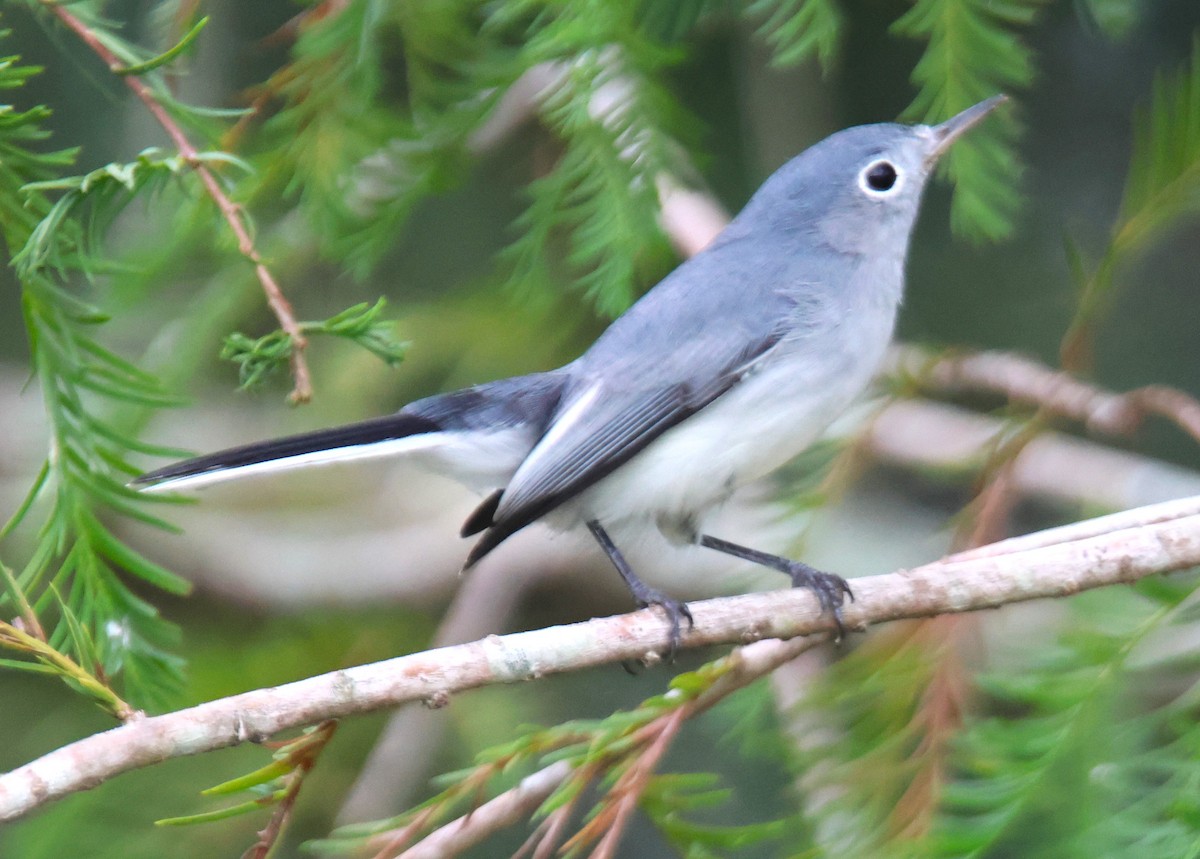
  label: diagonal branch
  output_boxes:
[402,634,821,859]
[887,346,1200,445]
[393,761,574,859]
[43,2,313,403]
[580,708,687,859]
[2,498,1200,822]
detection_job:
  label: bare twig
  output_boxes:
[656,175,730,256]
[515,782,582,859]
[392,761,573,859]
[3,501,1200,822]
[865,399,1200,511]
[947,493,1200,561]
[1124,386,1200,445]
[336,557,551,824]
[404,635,818,859]
[889,618,971,839]
[367,804,445,859]
[957,461,1023,551]
[465,63,565,155]
[243,720,338,859]
[882,421,1013,841]
[579,708,687,859]
[43,3,313,403]
[888,346,1200,446]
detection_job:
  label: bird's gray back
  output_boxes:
[576,218,887,392]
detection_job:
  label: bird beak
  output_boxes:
[925,94,1008,161]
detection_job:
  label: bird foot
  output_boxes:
[631,585,694,661]
[786,561,854,642]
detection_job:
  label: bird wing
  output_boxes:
[456,224,820,565]
[462,322,784,565]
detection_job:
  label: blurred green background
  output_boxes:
[2,0,1200,856]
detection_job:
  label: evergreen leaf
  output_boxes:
[114,15,208,76]
[2,38,190,705]
[84,518,191,596]
[933,585,1194,857]
[1076,0,1140,40]
[500,27,685,315]
[747,0,844,72]
[155,791,286,827]
[1114,34,1200,258]
[220,299,406,390]
[892,0,1045,241]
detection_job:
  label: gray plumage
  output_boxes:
[136,97,1005,644]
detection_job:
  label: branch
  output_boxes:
[402,636,818,859]
[577,707,686,859]
[44,3,313,403]
[947,493,1200,561]
[887,345,1200,445]
[3,500,1200,822]
[336,556,554,823]
[865,398,1200,510]
[393,761,573,859]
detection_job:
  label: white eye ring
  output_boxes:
[858,159,904,197]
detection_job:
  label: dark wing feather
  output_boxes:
[460,488,503,537]
[459,228,815,565]
[463,336,781,567]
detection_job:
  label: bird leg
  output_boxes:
[587,520,694,658]
[698,534,854,641]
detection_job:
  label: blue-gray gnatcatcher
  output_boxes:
[136,96,1006,649]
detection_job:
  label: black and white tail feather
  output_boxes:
[134,371,568,568]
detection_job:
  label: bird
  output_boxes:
[135,95,1007,651]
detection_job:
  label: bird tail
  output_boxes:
[133,371,567,494]
[132,412,447,492]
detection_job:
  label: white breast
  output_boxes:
[560,285,900,534]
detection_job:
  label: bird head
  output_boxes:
[734,95,1008,257]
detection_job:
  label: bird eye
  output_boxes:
[859,160,901,196]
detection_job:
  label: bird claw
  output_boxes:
[636,591,694,662]
[786,562,854,643]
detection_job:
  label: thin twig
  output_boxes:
[4,502,1200,822]
[243,721,338,859]
[407,637,815,859]
[886,616,971,840]
[368,805,444,859]
[888,346,1200,446]
[864,398,1200,512]
[392,761,574,859]
[1125,385,1200,445]
[584,708,687,859]
[0,561,45,642]
[956,461,1023,552]
[43,2,312,403]
[883,402,1042,838]
[892,420,1028,831]
[524,786,581,859]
